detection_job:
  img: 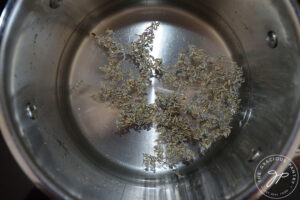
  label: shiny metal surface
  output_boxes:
[64,6,236,176]
[0,0,300,199]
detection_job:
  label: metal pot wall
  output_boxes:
[0,0,300,199]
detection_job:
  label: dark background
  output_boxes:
[0,0,299,200]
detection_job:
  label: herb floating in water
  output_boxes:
[90,22,244,172]
[71,80,84,91]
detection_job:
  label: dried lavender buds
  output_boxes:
[71,80,83,91]
[90,22,244,172]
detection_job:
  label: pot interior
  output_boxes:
[1,0,300,199]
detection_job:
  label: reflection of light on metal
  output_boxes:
[239,108,252,128]
[151,24,163,58]
[148,24,164,104]
[248,108,252,119]
[148,127,157,144]
[146,24,165,171]
[148,77,156,104]
[0,9,7,27]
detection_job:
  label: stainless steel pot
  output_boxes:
[1,0,300,199]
